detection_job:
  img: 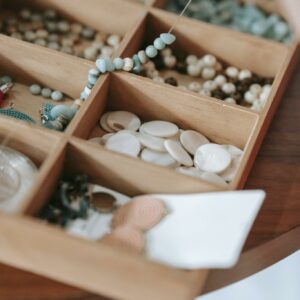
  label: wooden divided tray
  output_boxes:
[0,0,299,299]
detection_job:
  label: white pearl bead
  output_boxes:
[188,82,202,92]
[259,91,269,104]
[225,66,239,78]
[251,100,263,112]
[123,57,134,71]
[186,55,198,65]
[202,54,217,67]
[214,74,227,86]
[187,64,201,77]
[249,84,262,96]
[221,82,236,94]
[239,69,252,80]
[163,55,177,68]
[201,67,216,80]
[203,80,217,92]
[107,34,120,48]
[224,97,236,104]
[262,84,272,94]
[244,91,257,104]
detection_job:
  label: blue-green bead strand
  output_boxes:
[160,33,176,45]
[154,37,166,50]
[145,45,158,58]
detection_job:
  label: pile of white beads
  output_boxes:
[90,111,244,186]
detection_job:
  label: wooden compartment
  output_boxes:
[0,0,145,60]
[279,0,300,39]
[70,71,259,190]
[0,0,298,299]
[0,34,93,128]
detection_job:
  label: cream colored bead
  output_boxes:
[203,80,217,92]
[222,82,236,94]
[249,84,262,96]
[123,58,134,71]
[239,69,252,80]
[224,97,236,104]
[244,91,257,104]
[161,48,172,57]
[163,55,177,68]
[187,64,201,77]
[138,50,148,64]
[214,74,227,86]
[74,98,84,109]
[107,34,120,48]
[186,54,198,65]
[201,67,216,80]
[225,66,239,78]
[202,54,217,67]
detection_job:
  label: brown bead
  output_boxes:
[230,92,243,104]
[212,88,226,100]
[164,77,178,87]
[176,62,187,74]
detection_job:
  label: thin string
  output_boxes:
[168,0,193,34]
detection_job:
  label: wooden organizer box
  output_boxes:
[0,0,299,299]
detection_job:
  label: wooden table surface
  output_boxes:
[0,60,300,300]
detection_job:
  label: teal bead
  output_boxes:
[0,76,12,85]
[30,84,41,95]
[106,59,115,72]
[113,58,124,70]
[88,75,98,85]
[132,54,141,74]
[153,37,166,50]
[96,58,107,73]
[160,33,176,45]
[274,21,289,40]
[41,88,52,98]
[145,45,158,58]
[50,104,73,120]
[51,90,63,101]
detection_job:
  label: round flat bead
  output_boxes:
[221,145,244,158]
[106,111,141,132]
[113,58,124,70]
[122,58,134,72]
[89,68,100,77]
[137,50,148,64]
[176,167,204,178]
[138,132,166,152]
[200,172,227,186]
[132,54,141,73]
[140,121,179,138]
[41,88,52,98]
[145,45,158,58]
[105,132,141,158]
[141,148,177,167]
[29,84,41,95]
[160,33,176,45]
[51,90,63,101]
[220,155,242,182]
[154,37,166,50]
[180,130,210,155]
[164,140,193,167]
[194,144,231,174]
[99,112,115,133]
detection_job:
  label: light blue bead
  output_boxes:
[113,58,124,70]
[153,37,166,50]
[51,90,63,101]
[0,76,12,85]
[50,104,73,120]
[88,75,98,85]
[160,33,176,45]
[30,84,41,95]
[88,68,100,77]
[132,54,141,74]
[145,45,158,58]
[96,58,107,73]
[106,59,115,72]
[80,91,87,100]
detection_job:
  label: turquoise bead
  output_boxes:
[113,58,124,70]
[154,37,166,50]
[160,33,176,45]
[50,105,73,120]
[80,91,87,100]
[132,54,141,74]
[88,75,98,85]
[106,59,115,72]
[145,45,158,58]
[51,90,63,101]
[96,58,107,73]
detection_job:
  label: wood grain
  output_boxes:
[0,55,299,300]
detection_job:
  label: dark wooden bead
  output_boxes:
[164,77,178,87]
